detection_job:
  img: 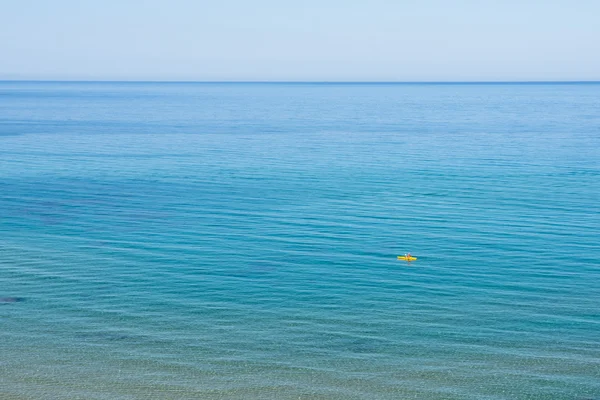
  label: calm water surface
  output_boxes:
[1,82,599,399]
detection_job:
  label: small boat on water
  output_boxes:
[397,255,417,261]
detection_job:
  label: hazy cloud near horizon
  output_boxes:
[1,0,599,81]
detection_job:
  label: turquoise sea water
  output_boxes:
[1,82,599,399]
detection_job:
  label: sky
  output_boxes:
[1,0,599,81]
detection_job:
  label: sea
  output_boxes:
[0,81,599,400]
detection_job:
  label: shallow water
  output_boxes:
[1,82,599,399]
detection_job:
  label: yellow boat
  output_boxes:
[397,255,417,261]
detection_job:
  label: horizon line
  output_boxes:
[1,79,600,84]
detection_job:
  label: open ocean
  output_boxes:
[1,81,599,400]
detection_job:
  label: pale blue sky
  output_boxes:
[1,0,598,81]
